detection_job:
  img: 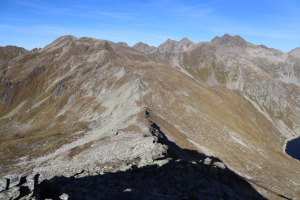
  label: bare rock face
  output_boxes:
[0,34,299,199]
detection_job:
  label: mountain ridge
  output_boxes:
[0,34,299,199]
[132,34,294,54]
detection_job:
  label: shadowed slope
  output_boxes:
[33,157,267,200]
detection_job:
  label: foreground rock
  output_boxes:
[0,159,267,200]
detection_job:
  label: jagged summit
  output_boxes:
[211,33,247,47]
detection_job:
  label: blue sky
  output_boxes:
[1,0,300,52]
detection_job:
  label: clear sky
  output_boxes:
[1,0,300,52]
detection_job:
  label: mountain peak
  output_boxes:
[163,38,176,44]
[179,37,194,45]
[43,35,77,51]
[289,47,300,57]
[133,42,156,54]
[180,37,192,43]
[117,42,129,47]
[133,42,154,48]
[157,37,195,53]
[211,34,246,47]
[56,35,77,42]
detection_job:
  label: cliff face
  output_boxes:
[0,35,299,199]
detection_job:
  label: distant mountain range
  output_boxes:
[0,34,299,199]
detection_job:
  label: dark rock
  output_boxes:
[19,185,33,200]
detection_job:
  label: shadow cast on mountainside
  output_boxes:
[33,156,267,200]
